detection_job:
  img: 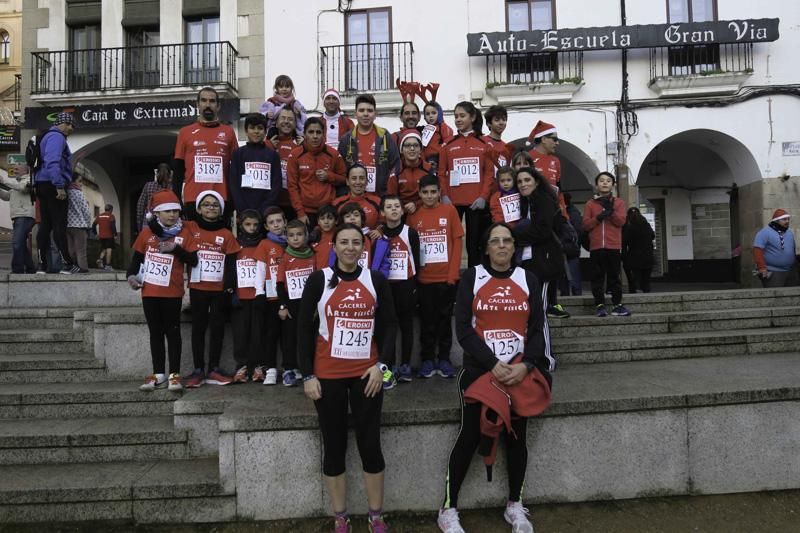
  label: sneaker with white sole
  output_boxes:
[139,374,167,392]
[263,367,278,385]
[206,368,233,385]
[233,366,248,383]
[504,501,534,533]
[251,366,266,382]
[437,508,465,533]
[167,373,183,391]
[282,369,299,387]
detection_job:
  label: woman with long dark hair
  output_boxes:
[622,207,655,293]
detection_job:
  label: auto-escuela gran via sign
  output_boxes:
[24,99,240,130]
[467,18,779,55]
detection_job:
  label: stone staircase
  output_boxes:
[0,273,798,523]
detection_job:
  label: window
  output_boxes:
[0,31,9,64]
[505,0,557,83]
[69,24,101,90]
[345,8,392,92]
[185,16,220,84]
[667,0,719,75]
[126,27,160,88]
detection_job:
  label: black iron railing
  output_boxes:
[485,50,583,87]
[649,43,753,81]
[31,41,238,94]
[13,74,20,112]
[320,41,413,94]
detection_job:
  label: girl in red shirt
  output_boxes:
[421,101,454,169]
[127,190,199,392]
[386,130,432,215]
[311,204,337,270]
[489,166,521,227]
[297,223,397,533]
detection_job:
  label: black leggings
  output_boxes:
[142,297,182,375]
[417,282,455,362]
[457,205,490,267]
[232,298,265,370]
[590,249,622,306]
[390,279,417,366]
[442,369,529,509]
[36,181,73,267]
[189,289,226,371]
[315,376,385,477]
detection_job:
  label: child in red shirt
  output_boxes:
[127,190,199,392]
[257,206,288,385]
[489,166,521,227]
[311,204,337,270]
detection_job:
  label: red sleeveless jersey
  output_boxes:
[471,265,531,363]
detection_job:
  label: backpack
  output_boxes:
[25,129,59,173]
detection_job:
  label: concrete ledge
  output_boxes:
[0,273,140,308]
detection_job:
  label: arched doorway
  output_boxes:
[634,129,761,282]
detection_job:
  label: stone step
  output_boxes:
[0,354,107,384]
[0,329,85,355]
[0,381,180,419]
[1,272,142,308]
[553,326,800,364]
[0,416,191,465]
[547,306,800,338]
[0,308,75,330]
[0,457,235,523]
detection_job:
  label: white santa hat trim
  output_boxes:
[534,127,557,139]
[197,190,225,213]
[152,202,181,212]
[322,88,340,101]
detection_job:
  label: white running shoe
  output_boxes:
[504,501,534,533]
[437,508,465,533]
[263,367,278,386]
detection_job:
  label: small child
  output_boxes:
[229,113,283,216]
[380,194,420,385]
[127,190,199,392]
[231,210,268,384]
[258,206,288,385]
[582,172,631,317]
[260,74,307,134]
[311,204,337,270]
[489,166,521,227]
[184,190,242,388]
[275,219,316,386]
[421,101,454,169]
[406,174,464,379]
[335,202,391,278]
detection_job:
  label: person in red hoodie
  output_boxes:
[287,118,347,229]
[526,120,567,218]
[440,101,496,267]
[582,171,631,317]
[320,88,354,150]
[386,130,433,215]
[437,222,551,533]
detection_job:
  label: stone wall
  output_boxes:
[691,203,730,260]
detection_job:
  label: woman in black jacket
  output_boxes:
[622,207,656,293]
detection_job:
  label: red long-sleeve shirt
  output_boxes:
[440,133,495,206]
[286,142,346,217]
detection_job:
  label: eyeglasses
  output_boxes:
[488,237,514,246]
[403,144,421,150]
[199,203,220,209]
[545,136,560,142]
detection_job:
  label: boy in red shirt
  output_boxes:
[257,206,288,385]
[93,204,117,270]
[407,174,463,379]
[127,190,199,392]
[311,204,337,270]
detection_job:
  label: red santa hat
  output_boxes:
[525,120,558,146]
[772,209,791,222]
[197,190,225,214]
[322,88,340,102]
[399,129,423,148]
[149,190,181,213]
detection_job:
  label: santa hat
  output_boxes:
[772,209,791,222]
[322,88,340,102]
[399,129,422,148]
[525,120,557,146]
[197,190,225,213]
[150,190,181,213]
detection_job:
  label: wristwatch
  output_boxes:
[279,304,287,310]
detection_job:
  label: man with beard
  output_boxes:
[173,87,239,221]
[393,101,423,147]
[753,209,799,287]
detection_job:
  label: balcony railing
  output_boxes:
[31,41,238,94]
[320,41,413,95]
[649,43,753,81]
[13,73,20,112]
[485,50,583,87]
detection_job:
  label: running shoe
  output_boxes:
[334,515,351,533]
[282,369,299,387]
[167,373,183,391]
[251,366,266,383]
[595,304,608,318]
[612,304,632,317]
[437,508,465,533]
[96,259,104,269]
[504,501,534,533]
[418,360,436,378]
[437,360,456,379]
[233,366,248,384]
[184,369,205,388]
[139,374,166,392]
[382,368,397,391]
[206,368,233,385]
[396,363,413,383]
[546,304,570,318]
[263,367,278,386]
[368,513,389,533]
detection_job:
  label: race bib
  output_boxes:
[143,252,174,287]
[331,317,374,360]
[242,162,271,190]
[194,155,223,183]
[280,159,288,189]
[357,250,370,270]
[421,124,436,147]
[499,193,521,223]
[191,250,225,283]
[498,155,507,167]
[484,329,523,363]
[420,231,448,265]
[236,258,257,289]
[521,246,532,261]
[387,250,408,281]
[265,265,279,298]
[366,166,377,193]
[452,157,480,185]
[286,266,313,300]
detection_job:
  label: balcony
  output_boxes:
[648,43,753,98]
[483,50,584,105]
[320,41,413,113]
[30,42,238,103]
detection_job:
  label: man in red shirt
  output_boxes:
[93,204,117,270]
[173,87,239,222]
[526,120,567,217]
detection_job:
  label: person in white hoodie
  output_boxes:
[0,166,36,273]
